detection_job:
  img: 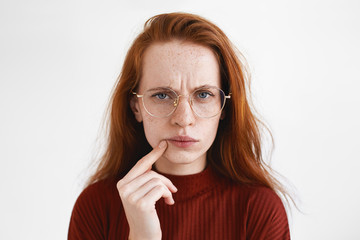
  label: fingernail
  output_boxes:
[159,141,167,149]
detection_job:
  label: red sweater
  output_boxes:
[68,166,290,239]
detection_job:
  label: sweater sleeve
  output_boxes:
[68,182,108,240]
[245,187,290,240]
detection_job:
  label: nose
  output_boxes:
[170,95,195,127]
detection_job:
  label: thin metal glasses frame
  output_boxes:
[132,87,231,118]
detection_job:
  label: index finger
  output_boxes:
[123,141,167,182]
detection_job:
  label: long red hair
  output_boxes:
[88,12,288,201]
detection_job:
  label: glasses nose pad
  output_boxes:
[173,97,179,107]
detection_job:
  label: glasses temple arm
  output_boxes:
[132,92,143,98]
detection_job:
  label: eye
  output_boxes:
[151,91,172,100]
[196,91,213,99]
[154,93,168,99]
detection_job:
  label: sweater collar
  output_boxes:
[155,165,223,202]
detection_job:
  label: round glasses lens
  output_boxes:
[191,87,225,118]
[143,88,177,117]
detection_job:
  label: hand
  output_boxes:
[117,141,177,240]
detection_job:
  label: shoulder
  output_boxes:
[217,175,289,218]
[218,176,284,209]
[242,184,285,209]
[216,176,290,239]
[74,179,117,211]
[222,180,287,214]
[241,185,287,219]
[218,175,282,204]
[236,184,290,239]
[68,178,119,239]
[79,179,117,200]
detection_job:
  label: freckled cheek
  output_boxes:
[142,115,166,148]
[201,118,221,143]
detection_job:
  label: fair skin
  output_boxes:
[117,40,222,240]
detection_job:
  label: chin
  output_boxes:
[163,151,194,164]
[156,149,207,175]
[163,147,207,164]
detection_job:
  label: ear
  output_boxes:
[130,96,143,122]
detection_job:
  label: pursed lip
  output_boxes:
[166,136,199,148]
[167,136,198,142]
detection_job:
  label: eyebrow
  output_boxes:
[147,84,217,93]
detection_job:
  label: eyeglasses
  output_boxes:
[132,86,231,118]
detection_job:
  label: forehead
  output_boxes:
[139,40,221,92]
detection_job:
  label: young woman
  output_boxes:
[68,12,291,240]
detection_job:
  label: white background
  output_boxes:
[1,0,359,239]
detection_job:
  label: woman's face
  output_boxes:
[131,40,222,175]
